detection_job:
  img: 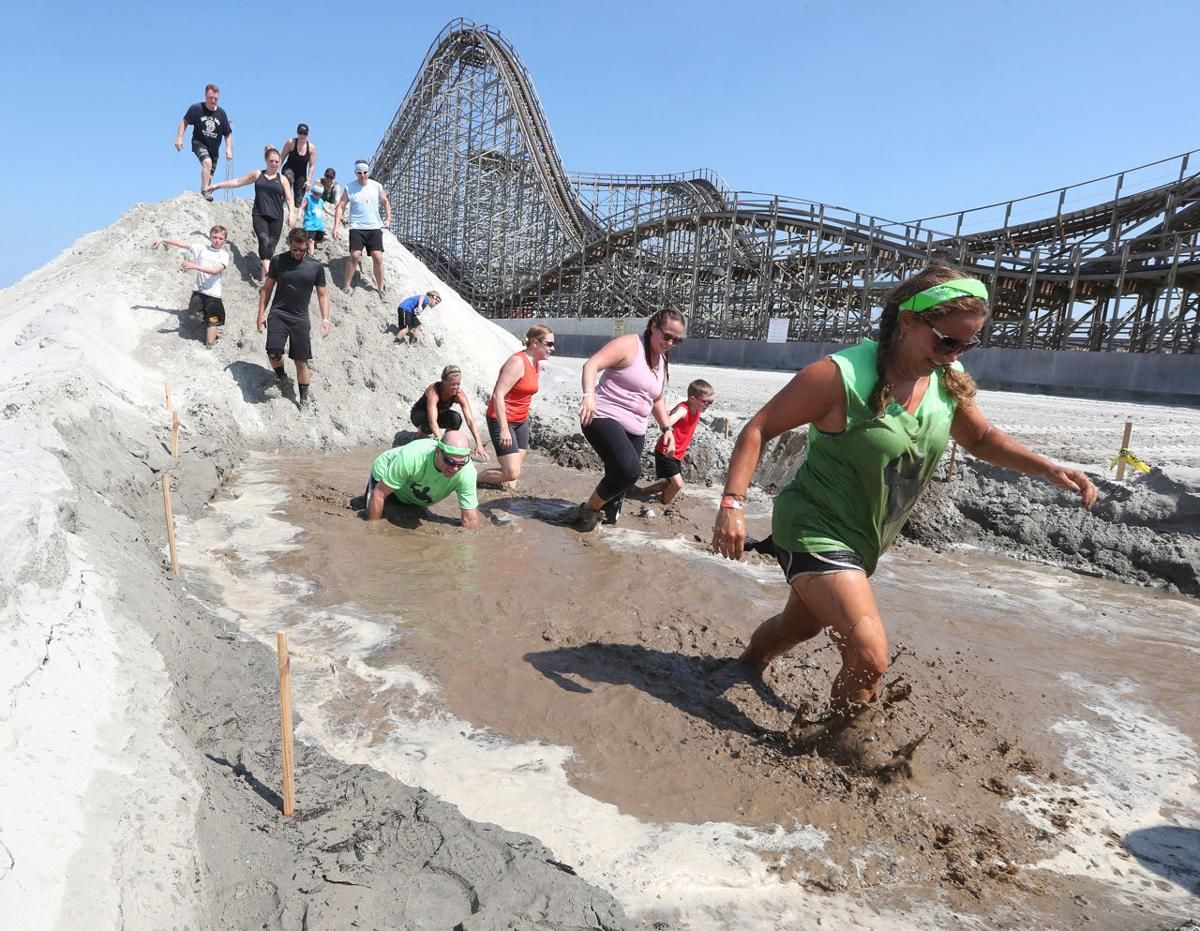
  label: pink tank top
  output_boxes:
[594,342,665,435]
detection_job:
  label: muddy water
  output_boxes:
[204,448,1199,929]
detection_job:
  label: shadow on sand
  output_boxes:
[524,642,792,739]
[1123,825,1200,895]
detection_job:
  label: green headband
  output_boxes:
[436,438,472,457]
[898,278,989,313]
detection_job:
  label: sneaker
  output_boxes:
[378,286,388,301]
[341,286,351,295]
[601,498,621,525]
[564,502,601,532]
[202,191,214,202]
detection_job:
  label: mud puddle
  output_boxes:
[186,448,1200,930]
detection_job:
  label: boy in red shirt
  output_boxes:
[638,378,714,506]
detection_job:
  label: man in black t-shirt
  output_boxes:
[257,228,331,409]
[174,83,233,200]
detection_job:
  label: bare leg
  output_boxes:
[408,324,421,344]
[790,571,888,713]
[478,449,526,486]
[200,157,213,193]
[294,359,311,387]
[344,249,362,289]
[393,327,409,344]
[371,251,385,292]
[206,324,218,346]
[260,258,270,281]
[740,587,825,669]
[661,474,685,505]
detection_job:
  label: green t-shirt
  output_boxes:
[371,439,478,510]
[771,339,960,575]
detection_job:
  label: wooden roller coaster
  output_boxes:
[373,19,1200,353]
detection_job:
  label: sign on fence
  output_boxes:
[767,317,789,344]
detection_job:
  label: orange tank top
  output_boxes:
[487,351,539,423]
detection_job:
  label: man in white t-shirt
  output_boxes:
[152,225,232,347]
[332,159,392,298]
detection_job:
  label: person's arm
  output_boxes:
[951,399,1098,508]
[257,272,276,331]
[280,138,294,162]
[460,507,480,530]
[490,355,525,449]
[333,190,349,236]
[174,118,187,151]
[424,386,443,440]
[223,122,232,161]
[152,238,190,250]
[656,402,688,456]
[307,142,317,185]
[316,284,330,337]
[279,175,296,226]
[379,187,392,228]
[183,257,226,275]
[366,479,395,521]
[712,359,845,560]
[456,389,487,458]
[207,169,258,194]
[579,334,638,426]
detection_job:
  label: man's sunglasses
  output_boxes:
[442,454,470,469]
[921,318,981,355]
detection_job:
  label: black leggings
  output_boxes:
[582,417,646,504]
[252,213,284,261]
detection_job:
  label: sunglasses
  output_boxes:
[696,397,714,406]
[442,454,470,469]
[658,330,684,346]
[538,338,556,348]
[921,319,981,355]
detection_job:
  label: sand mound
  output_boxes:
[0,195,639,929]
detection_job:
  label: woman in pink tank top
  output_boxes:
[566,308,686,530]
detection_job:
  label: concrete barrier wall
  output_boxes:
[494,318,1200,404]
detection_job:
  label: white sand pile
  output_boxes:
[0,195,639,929]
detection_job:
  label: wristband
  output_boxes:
[720,496,743,510]
[721,490,746,500]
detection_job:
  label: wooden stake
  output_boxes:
[277,633,296,817]
[1115,421,1133,481]
[161,474,178,576]
[165,382,172,410]
[171,410,180,459]
[946,440,959,481]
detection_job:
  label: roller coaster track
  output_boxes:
[374,19,1200,353]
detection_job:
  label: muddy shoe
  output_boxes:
[824,702,894,772]
[601,498,621,525]
[562,502,601,532]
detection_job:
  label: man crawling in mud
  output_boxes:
[712,265,1098,769]
[363,430,481,529]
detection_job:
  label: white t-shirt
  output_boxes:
[345,178,384,230]
[190,243,230,297]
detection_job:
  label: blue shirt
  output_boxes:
[399,295,428,315]
[303,191,325,232]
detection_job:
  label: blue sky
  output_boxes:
[3,0,1194,288]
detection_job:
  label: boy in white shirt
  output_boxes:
[152,225,231,348]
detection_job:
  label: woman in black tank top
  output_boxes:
[207,145,295,279]
[280,123,316,208]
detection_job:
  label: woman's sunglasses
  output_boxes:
[921,318,981,355]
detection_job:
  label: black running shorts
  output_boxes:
[265,310,312,361]
[188,291,226,326]
[349,228,384,255]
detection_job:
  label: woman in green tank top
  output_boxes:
[711,265,1099,765]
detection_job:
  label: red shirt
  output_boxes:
[486,351,539,423]
[655,402,701,460]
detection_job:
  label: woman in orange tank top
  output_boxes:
[477,325,555,489]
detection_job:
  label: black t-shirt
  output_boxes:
[183,103,231,147]
[267,254,326,315]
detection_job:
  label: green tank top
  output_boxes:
[771,339,961,575]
